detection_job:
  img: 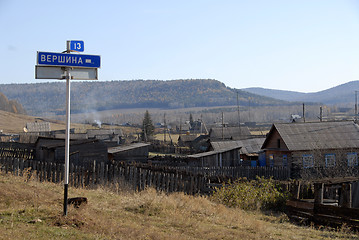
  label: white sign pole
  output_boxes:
[63,67,71,216]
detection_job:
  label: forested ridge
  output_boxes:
[0,79,286,116]
[0,92,26,114]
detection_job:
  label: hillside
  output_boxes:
[0,92,26,114]
[0,80,287,116]
[0,173,356,239]
[0,110,94,134]
[243,80,359,106]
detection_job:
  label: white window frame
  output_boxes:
[347,152,358,167]
[302,154,314,168]
[325,153,336,167]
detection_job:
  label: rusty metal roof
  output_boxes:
[265,121,359,151]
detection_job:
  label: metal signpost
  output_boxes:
[35,41,100,216]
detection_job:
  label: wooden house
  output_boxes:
[208,126,252,141]
[261,121,359,179]
[35,137,108,165]
[108,143,150,163]
[177,134,199,147]
[209,138,265,166]
[187,142,241,167]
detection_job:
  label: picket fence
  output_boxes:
[166,166,290,181]
[0,157,290,195]
[0,157,210,195]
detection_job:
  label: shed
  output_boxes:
[35,137,108,165]
[187,144,241,167]
[108,143,150,163]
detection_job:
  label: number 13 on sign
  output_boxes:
[67,40,84,52]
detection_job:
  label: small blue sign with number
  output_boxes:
[67,40,84,52]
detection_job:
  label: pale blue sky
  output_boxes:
[1,0,359,92]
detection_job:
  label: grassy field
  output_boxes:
[0,172,357,240]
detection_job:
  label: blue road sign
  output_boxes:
[67,40,84,52]
[37,51,100,68]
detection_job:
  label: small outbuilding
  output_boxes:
[35,137,108,165]
[108,143,150,163]
[187,143,241,167]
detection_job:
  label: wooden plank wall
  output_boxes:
[166,166,290,181]
[0,157,210,195]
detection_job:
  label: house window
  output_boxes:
[269,154,274,167]
[302,154,314,168]
[283,155,288,167]
[347,152,358,167]
[277,139,281,148]
[325,154,336,167]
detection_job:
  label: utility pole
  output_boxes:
[319,106,323,122]
[355,91,358,123]
[237,91,241,135]
[179,117,182,137]
[303,103,306,123]
[248,97,251,122]
[221,112,224,140]
[163,113,166,143]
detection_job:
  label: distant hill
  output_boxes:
[0,92,26,114]
[243,80,359,106]
[0,79,288,116]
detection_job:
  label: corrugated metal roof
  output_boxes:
[188,150,219,158]
[269,121,359,151]
[211,138,265,154]
[26,122,51,132]
[210,141,242,152]
[209,126,251,140]
[108,143,150,154]
[188,145,242,158]
[237,138,266,154]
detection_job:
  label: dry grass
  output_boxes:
[0,172,357,240]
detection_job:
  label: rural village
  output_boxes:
[2,1,359,239]
[2,106,359,232]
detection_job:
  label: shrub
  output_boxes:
[210,177,289,211]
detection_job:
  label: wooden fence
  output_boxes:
[0,157,290,196]
[0,157,210,195]
[167,166,290,181]
[286,200,359,229]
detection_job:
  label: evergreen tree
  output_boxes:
[141,110,155,142]
[189,113,194,131]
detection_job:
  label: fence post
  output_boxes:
[314,183,324,205]
[341,183,352,208]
